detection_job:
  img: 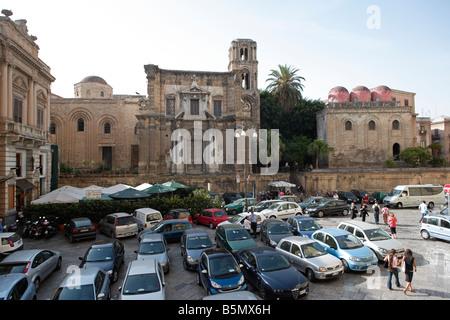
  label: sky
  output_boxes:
[3,0,449,118]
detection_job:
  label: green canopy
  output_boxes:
[109,187,151,199]
[143,184,177,194]
[162,180,190,189]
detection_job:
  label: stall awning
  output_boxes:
[15,179,36,191]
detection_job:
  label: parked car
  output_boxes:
[278,195,301,203]
[79,239,124,283]
[420,215,450,241]
[180,229,214,271]
[194,209,228,229]
[0,273,36,300]
[224,198,258,215]
[202,290,262,300]
[163,208,193,225]
[304,200,350,218]
[311,229,378,272]
[286,216,322,238]
[250,199,282,212]
[218,212,265,233]
[138,219,192,243]
[260,219,292,247]
[298,197,324,210]
[215,224,257,254]
[132,208,163,231]
[337,191,360,204]
[337,220,405,260]
[222,192,242,205]
[64,217,96,243]
[135,234,170,273]
[0,232,23,256]
[99,212,138,238]
[260,201,303,220]
[119,259,166,300]
[276,236,344,282]
[351,189,376,204]
[0,249,62,291]
[51,267,111,300]
[197,248,246,295]
[371,191,389,203]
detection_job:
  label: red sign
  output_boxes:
[444,184,450,193]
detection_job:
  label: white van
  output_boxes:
[383,184,445,209]
[133,208,163,231]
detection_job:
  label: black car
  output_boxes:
[351,189,376,204]
[337,191,360,204]
[260,219,292,247]
[304,200,350,218]
[222,192,242,205]
[79,239,124,283]
[64,217,97,243]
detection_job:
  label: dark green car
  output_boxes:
[224,198,258,215]
[371,191,389,202]
[215,224,257,254]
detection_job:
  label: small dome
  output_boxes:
[350,86,371,102]
[81,76,108,85]
[328,86,349,103]
[371,85,392,102]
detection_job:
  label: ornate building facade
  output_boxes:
[0,11,55,223]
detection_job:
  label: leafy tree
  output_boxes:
[307,139,335,169]
[266,64,305,112]
[399,147,432,167]
[427,143,443,158]
[282,136,312,167]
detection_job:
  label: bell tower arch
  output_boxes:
[228,39,258,90]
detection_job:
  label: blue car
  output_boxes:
[0,274,36,300]
[311,228,377,272]
[197,248,246,295]
[236,247,309,300]
[286,216,322,238]
[180,229,214,271]
[138,219,192,243]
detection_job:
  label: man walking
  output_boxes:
[419,201,428,223]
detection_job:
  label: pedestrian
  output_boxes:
[419,200,428,223]
[350,202,358,219]
[249,209,257,238]
[362,194,369,206]
[372,201,380,225]
[382,204,390,225]
[401,249,417,295]
[384,249,401,290]
[243,216,251,234]
[388,212,398,238]
[360,203,369,222]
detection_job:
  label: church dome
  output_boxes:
[371,85,392,102]
[350,86,371,102]
[328,86,349,103]
[81,76,108,85]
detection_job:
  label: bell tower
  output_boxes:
[228,39,258,90]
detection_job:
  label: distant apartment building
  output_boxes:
[431,116,450,162]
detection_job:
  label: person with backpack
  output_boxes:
[372,201,381,225]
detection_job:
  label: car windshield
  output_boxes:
[74,220,93,228]
[257,254,290,272]
[268,203,281,210]
[123,273,160,295]
[146,213,162,222]
[301,242,327,258]
[176,211,190,219]
[297,219,321,231]
[116,216,135,226]
[365,228,392,241]
[226,229,251,241]
[389,189,403,196]
[139,241,165,255]
[85,247,114,262]
[268,223,290,235]
[209,256,240,278]
[335,234,363,249]
[213,211,227,217]
[187,235,212,249]
[52,284,94,300]
[0,263,27,274]
[227,216,243,223]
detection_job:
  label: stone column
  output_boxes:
[0,63,8,118]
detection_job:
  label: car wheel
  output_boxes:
[55,257,62,271]
[396,202,403,209]
[342,209,349,216]
[196,272,202,286]
[269,215,277,219]
[111,269,119,283]
[33,278,41,292]
[420,229,430,240]
[428,202,434,209]
[306,269,316,282]
[318,211,324,218]
[341,259,350,273]
[209,222,215,229]
[258,284,267,300]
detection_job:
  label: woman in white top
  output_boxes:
[384,249,401,290]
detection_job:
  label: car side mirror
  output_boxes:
[201,269,208,274]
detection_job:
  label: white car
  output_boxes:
[218,212,266,233]
[0,233,23,256]
[119,259,166,300]
[260,201,303,220]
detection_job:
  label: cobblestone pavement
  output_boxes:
[18,206,450,300]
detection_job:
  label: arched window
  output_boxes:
[49,123,56,134]
[77,118,84,132]
[393,143,401,160]
[104,122,111,134]
[369,120,376,130]
[345,121,353,131]
[392,120,400,130]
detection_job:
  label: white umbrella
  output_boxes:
[134,183,153,191]
[31,188,80,204]
[102,183,133,194]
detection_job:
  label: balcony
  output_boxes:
[1,120,48,146]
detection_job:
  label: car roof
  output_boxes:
[427,215,450,221]
[59,267,103,287]
[263,219,285,224]
[128,259,158,275]
[0,249,43,263]
[238,246,277,256]
[316,228,350,236]
[338,220,379,230]
[282,235,315,245]
[275,201,298,205]
[218,223,244,230]
[141,233,165,242]
[202,208,225,212]
[71,217,92,222]
[290,216,314,221]
[169,208,189,212]
[202,248,230,257]
[135,208,160,214]
[0,274,29,296]
[183,229,209,236]
[0,232,18,237]
[90,240,117,248]
[160,219,191,224]
[108,212,131,217]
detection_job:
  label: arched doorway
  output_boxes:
[393,143,401,160]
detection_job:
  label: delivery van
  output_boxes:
[383,184,445,209]
[133,208,163,231]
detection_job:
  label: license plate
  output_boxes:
[80,228,89,232]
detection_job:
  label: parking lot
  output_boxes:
[16,205,450,300]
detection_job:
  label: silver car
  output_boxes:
[51,267,111,300]
[276,236,344,281]
[99,212,138,238]
[337,221,405,260]
[135,234,170,273]
[0,249,62,291]
[0,274,36,300]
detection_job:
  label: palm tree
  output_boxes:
[307,139,334,169]
[266,64,305,112]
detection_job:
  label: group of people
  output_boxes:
[384,249,418,294]
[349,201,399,238]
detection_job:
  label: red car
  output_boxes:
[193,209,228,229]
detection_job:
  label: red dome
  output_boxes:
[350,86,371,102]
[328,86,349,103]
[371,85,392,102]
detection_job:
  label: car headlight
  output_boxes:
[379,248,389,254]
[106,270,113,275]
[211,280,222,289]
[270,240,277,246]
[187,256,196,263]
[349,256,362,262]
[318,267,327,272]
[238,275,245,285]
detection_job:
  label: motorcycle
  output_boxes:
[34,216,58,239]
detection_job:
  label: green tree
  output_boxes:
[399,147,432,167]
[266,64,305,112]
[282,136,312,168]
[307,139,334,169]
